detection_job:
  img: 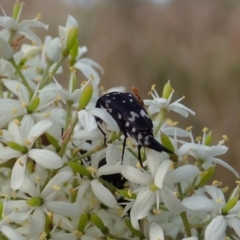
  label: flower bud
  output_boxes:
[78,82,93,110]
[0,36,13,61]
[204,131,212,146]
[68,162,92,178]
[69,39,79,66]
[91,213,109,234]
[161,133,174,153]
[12,1,22,20]
[162,80,172,99]
[77,213,88,232]
[197,165,215,188]
[45,133,60,152]
[7,141,28,154]
[222,196,238,215]
[27,96,40,113]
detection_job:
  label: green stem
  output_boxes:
[180,211,192,238]
[99,178,118,193]
[40,55,66,89]
[71,144,105,162]
[58,112,78,158]
[65,101,73,129]
[0,79,3,98]
[9,58,33,96]
[177,183,192,237]
[153,109,167,135]
[41,61,52,83]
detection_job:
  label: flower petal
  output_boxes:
[28,149,63,169]
[41,171,73,198]
[91,179,119,209]
[121,165,152,185]
[11,154,28,190]
[149,223,165,240]
[45,201,79,217]
[164,165,200,185]
[160,187,185,214]
[0,225,25,240]
[205,215,226,240]
[131,189,155,220]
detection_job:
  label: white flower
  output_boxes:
[181,137,239,178]
[0,199,25,240]
[144,85,195,117]
[0,13,48,45]
[5,171,77,240]
[0,115,63,190]
[74,46,104,90]
[0,79,65,135]
[121,150,200,229]
[182,185,240,240]
[59,15,78,49]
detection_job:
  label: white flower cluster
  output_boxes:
[0,3,239,240]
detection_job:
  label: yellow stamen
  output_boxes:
[52,185,61,191]
[127,189,132,197]
[36,13,41,20]
[222,135,229,142]
[222,186,229,193]
[186,126,193,131]
[202,127,209,133]
[11,108,17,115]
[17,158,24,166]
[35,176,41,182]
[70,66,76,72]
[171,121,178,127]
[153,209,161,214]
[74,230,83,237]
[21,102,27,108]
[151,84,156,91]
[196,136,202,142]
[44,112,51,118]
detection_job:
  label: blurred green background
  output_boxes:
[3,0,240,187]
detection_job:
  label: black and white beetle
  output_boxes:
[95,92,173,166]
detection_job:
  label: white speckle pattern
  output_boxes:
[125,122,130,127]
[140,109,149,118]
[122,100,126,103]
[130,99,133,102]
[132,127,136,132]
[128,111,139,122]
[108,108,113,113]
[118,113,122,119]
[144,136,149,145]
[138,133,142,139]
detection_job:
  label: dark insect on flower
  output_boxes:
[95,92,173,166]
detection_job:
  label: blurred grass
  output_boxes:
[3,0,240,186]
